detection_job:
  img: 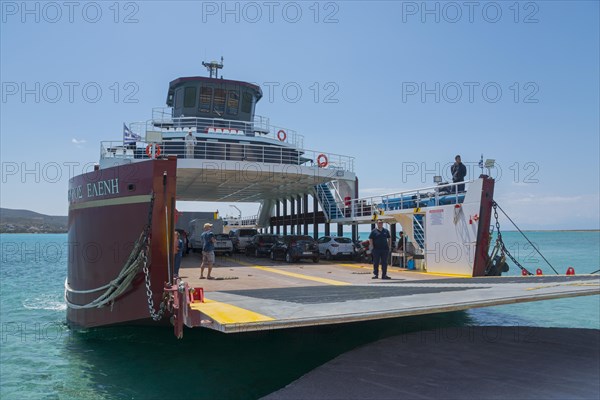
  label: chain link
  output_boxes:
[494,205,502,246]
[492,202,532,275]
[141,193,169,321]
[141,248,162,321]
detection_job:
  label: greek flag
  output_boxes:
[123,123,141,145]
[478,154,484,169]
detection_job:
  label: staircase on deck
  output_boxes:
[312,181,470,256]
[315,183,345,221]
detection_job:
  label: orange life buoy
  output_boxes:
[146,144,161,158]
[317,153,328,168]
[277,130,287,141]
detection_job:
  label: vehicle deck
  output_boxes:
[177,253,600,334]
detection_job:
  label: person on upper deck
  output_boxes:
[184,131,197,158]
[451,155,467,192]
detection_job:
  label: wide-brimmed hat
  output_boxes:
[204,223,213,228]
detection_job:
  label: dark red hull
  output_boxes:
[66,157,177,328]
[472,176,495,277]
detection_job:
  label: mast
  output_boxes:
[202,56,224,78]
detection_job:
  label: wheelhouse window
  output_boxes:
[184,87,197,108]
[174,88,183,108]
[213,89,226,115]
[241,92,252,114]
[227,91,239,116]
[199,87,212,113]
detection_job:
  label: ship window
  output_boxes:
[214,89,226,115]
[227,91,239,115]
[174,88,183,108]
[241,92,252,114]
[184,87,196,108]
[199,87,212,113]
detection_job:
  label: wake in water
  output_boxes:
[22,294,67,311]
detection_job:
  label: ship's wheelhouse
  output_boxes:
[167,77,263,123]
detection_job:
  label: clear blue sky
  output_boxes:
[1,1,598,229]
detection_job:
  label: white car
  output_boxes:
[317,236,356,260]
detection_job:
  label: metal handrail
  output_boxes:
[315,184,332,221]
[134,107,304,148]
[345,181,472,220]
[326,181,346,205]
[413,215,425,250]
[100,140,355,173]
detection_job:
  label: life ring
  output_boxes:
[277,130,287,141]
[146,144,161,158]
[317,153,328,168]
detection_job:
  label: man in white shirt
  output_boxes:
[184,131,197,158]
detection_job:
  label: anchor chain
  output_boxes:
[492,202,532,275]
[142,247,167,321]
[140,193,170,321]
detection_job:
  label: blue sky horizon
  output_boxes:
[1,1,599,230]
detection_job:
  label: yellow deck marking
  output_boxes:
[526,284,561,291]
[253,266,350,286]
[527,282,600,291]
[339,263,364,268]
[190,298,274,324]
[232,259,350,285]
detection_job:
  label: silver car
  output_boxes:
[229,228,258,253]
[213,233,233,256]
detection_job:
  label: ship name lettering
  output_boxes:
[68,185,83,202]
[86,178,119,198]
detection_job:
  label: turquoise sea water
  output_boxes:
[1,232,598,399]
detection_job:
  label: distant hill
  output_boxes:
[0,208,67,233]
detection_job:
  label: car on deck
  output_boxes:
[270,235,320,263]
[213,233,233,256]
[245,234,280,257]
[229,228,259,253]
[317,236,356,260]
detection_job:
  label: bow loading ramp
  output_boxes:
[178,257,600,334]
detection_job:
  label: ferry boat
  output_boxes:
[65,60,599,338]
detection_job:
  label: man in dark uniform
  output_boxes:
[451,155,467,192]
[369,219,391,279]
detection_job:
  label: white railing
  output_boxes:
[100,140,355,173]
[132,108,304,148]
[413,215,425,250]
[341,181,472,220]
[224,215,258,227]
[315,184,333,221]
[326,181,346,205]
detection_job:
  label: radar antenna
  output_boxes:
[202,56,224,78]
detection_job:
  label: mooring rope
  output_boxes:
[493,201,559,275]
[64,194,155,310]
